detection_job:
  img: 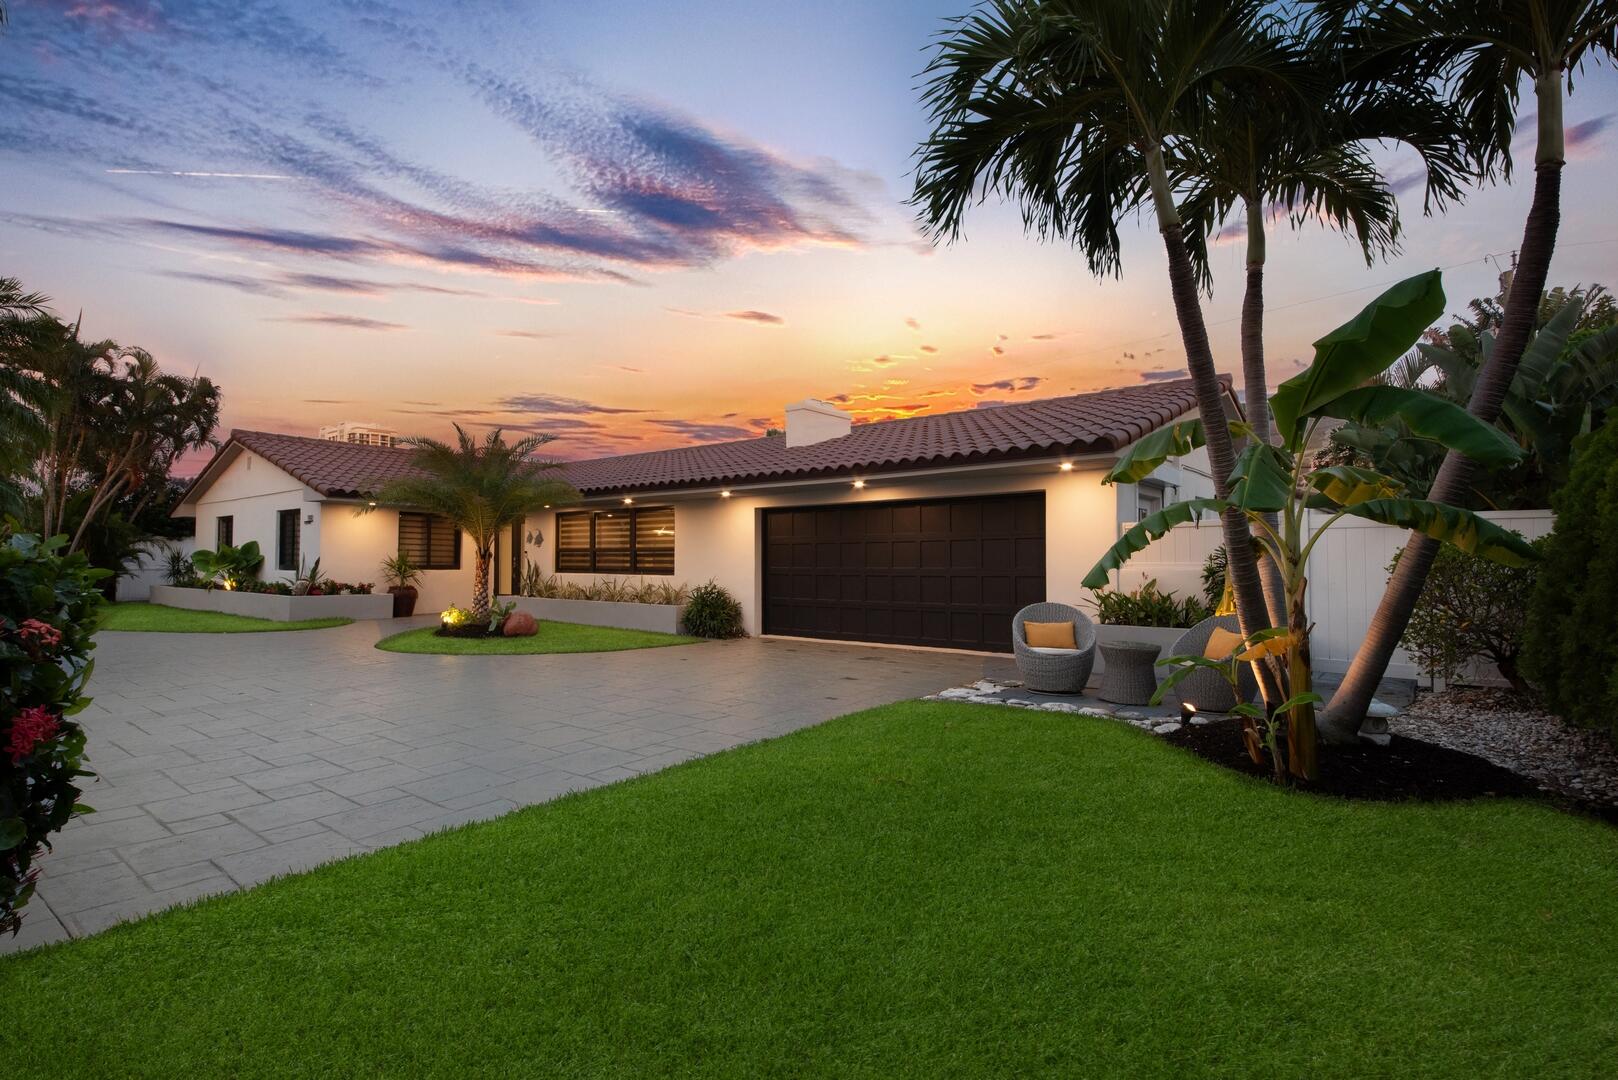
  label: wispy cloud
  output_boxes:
[971,376,1042,395]
[725,309,784,325]
[271,312,408,331]
[497,393,646,416]
[1139,368,1189,383]
[496,330,561,340]
[646,418,760,442]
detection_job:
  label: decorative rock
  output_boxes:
[1078,708,1114,719]
[1359,731,1392,747]
[1039,702,1081,713]
[1367,698,1401,719]
[1189,715,1214,726]
[501,611,538,637]
[1115,711,1145,721]
[1152,722,1182,734]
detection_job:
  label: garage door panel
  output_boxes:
[762,492,1045,653]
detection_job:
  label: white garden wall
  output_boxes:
[1111,508,1555,680]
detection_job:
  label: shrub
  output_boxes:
[1089,578,1211,627]
[1394,542,1541,693]
[1524,422,1618,740]
[681,580,745,639]
[1,534,104,936]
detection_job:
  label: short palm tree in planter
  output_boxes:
[373,425,577,630]
[379,552,423,617]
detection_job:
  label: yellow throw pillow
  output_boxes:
[1024,620,1078,650]
[1203,626,1244,661]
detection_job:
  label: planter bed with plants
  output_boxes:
[500,595,686,635]
[508,573,746,639]
[147,584,392,622]
[375,618,698,655]
[1086,577,1214,674]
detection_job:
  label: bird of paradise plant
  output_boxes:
[1084,269,1539,781]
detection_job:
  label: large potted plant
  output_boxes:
[380,553,423,617]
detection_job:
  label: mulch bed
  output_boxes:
[435,624,494,639]
[1161,717,1617,824]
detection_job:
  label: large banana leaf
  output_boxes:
[1082,498,1229,589]
[1226,443,1293,512]
[1340,499,1539,565]
[1104,419,1205,484]
[1270,270,1445,449]
[1309,465,1404,504]
[1309,385,1523,466]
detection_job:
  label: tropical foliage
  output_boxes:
[1089,579,1210,628]
[1523,422,1618,742]
[1084,271,1537,780]
[190,540,264,590]
[374,426,577,623]
[1,533,104,936]
[519,565,691,606]
[1327,285,1618,507]
[0,278,219,598]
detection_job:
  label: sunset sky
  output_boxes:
[3,1,1615,468]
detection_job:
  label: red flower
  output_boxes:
[6,706,61,764]
[13,619,64,658]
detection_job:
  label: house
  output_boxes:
[173,378,1228,649]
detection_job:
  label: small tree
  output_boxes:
[1523,422,1618,740]
[1395,543,1540,694]
[375,426,577,623]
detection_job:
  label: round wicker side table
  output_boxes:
[1098,640,1162,705]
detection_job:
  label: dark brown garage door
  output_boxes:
[762,492,1045,652]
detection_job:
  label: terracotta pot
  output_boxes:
[388,585,418,618]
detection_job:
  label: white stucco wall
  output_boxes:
[519,457,1122,640]
[183,448,316,587]
[318,503,476,614]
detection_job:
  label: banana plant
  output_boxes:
[1083,270,1537,782]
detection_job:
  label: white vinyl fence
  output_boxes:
[1103,509,1554,681]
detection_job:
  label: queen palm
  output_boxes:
[1172,30,1471,619]
[375,425,577,623]
[1319,0,1618,738]
[913,0,1294,700]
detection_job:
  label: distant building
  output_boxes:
[318,421,398,448]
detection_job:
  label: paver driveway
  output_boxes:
[4,620,987,953]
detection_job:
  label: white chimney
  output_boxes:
[785,398,852,447]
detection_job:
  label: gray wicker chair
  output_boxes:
[1012,602,1097,693]
[1165,615,1258,712]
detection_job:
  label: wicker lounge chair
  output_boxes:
[1011,602,1097,693]
[1165,615,1258,713]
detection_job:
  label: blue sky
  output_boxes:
[2,0,1615,463]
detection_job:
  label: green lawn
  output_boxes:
[375,621,699,654]
[96,602,352,633]
[4,702,1615,1078]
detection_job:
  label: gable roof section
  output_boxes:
[178,377,1226,506]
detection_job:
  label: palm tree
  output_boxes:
[1319,0,1618,738]
[913,0,1296,701]
[1171,26,1470,621]
[375,425,577,623]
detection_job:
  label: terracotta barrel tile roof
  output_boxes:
[187,378,1222,503]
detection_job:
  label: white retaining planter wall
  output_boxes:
[148,584,394,622]
[500,595,686,635]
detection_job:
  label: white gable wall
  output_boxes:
[319,503,475,613]
[189,449,316,582]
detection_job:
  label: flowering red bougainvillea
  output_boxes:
[2,534,105,936]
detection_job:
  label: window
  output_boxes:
[1136,484,1164,520]
[554,507,675,575]
[398,512,461,570]
[277,509,300,571]
[216,515,233,548]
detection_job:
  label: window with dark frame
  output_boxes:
[398,511,461,570]
[277,509,300,571]
[216,515,233,548]
[554,507,675,575]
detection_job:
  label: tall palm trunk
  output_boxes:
[1324,73,1565,741]
[472,548,492,623]
[1146,148,1281,705]
[1241,202,1288,628]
